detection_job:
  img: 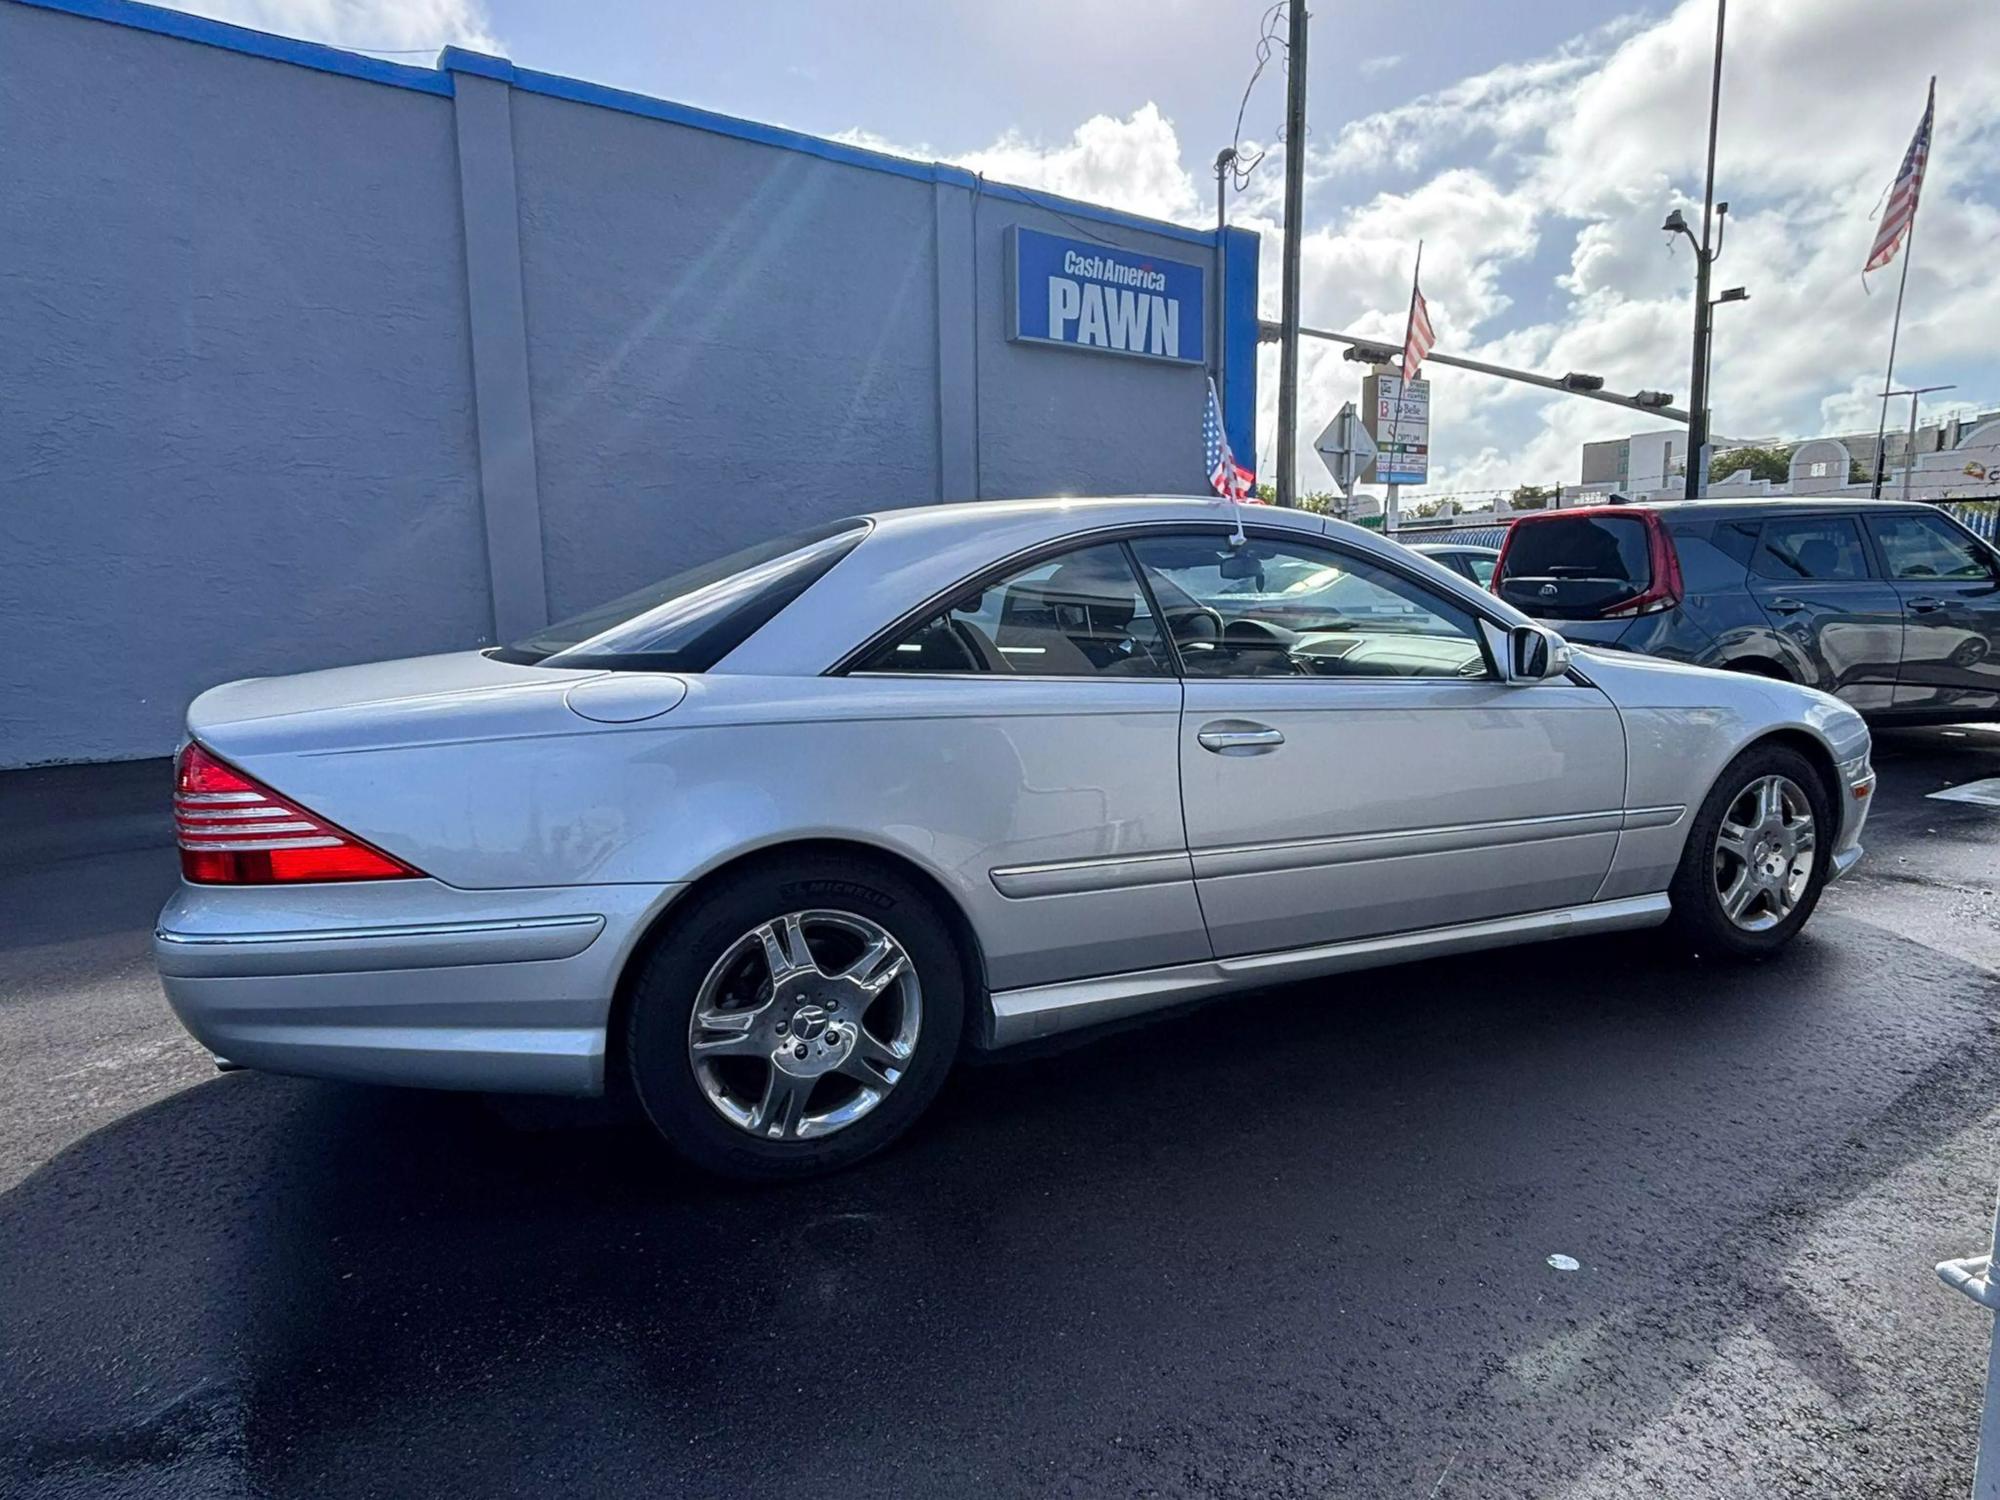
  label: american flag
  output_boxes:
[1865,80,1934,275]
[1204,378,1256,500]
[1402,279,1435,380]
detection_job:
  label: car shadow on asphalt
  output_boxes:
[4,923,1996,1497]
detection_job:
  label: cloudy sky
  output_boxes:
[177,0,1999,500]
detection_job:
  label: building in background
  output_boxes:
[1570,407,2000,505]
[0,0,1259,766]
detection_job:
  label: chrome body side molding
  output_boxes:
[986,893,1672,1048]
[989,850,1194,899]
[154,912,606,977]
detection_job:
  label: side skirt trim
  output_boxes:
[985,893,1671,1047]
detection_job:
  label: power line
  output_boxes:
[1224,2,1287,192]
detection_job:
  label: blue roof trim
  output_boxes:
[437,47,513,84]
[10,0,1223,250]
[11,0,454,95]
[502,63,951,189]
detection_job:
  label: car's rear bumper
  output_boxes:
[155,879,680,1095]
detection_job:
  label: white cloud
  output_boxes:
[840,104,1203,226]
[1264,0,2000,498]
[160,0,501,56]
[1358,53,1403,77]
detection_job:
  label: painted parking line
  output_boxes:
[1928,778,2000,807]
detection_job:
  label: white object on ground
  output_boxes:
[1546,1254,1581,1272]
[1929,779,2000,808]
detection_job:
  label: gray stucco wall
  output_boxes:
[1,3,490,766]
[510,91,944,616]
[0,0,1252,767]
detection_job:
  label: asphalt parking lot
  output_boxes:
[3,729,1999,1499]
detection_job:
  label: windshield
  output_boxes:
[494,520,868,670]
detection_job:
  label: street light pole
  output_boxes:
[1274,0,1309,507]
[1887,383,1955,503]
[1684,0,1726,498]
[1214,146,1235,436]
[1704,281,1747,459]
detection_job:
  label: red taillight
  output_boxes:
[174,742,421,884]
[1600,511,1684,617]
[1491,520,1521,594]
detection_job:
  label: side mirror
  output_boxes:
[1508,623,1572,682]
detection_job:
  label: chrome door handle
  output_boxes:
[1197,723,1285,754]
[1908,596,1946,614]
[1767,597,1806,614]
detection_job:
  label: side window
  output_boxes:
[1669,523,1750,591]
[1869,512,1995,582]
[1751,517,1868,581]
[855,542,1169,677]
[1128,534,1490,680]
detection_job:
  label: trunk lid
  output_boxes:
[187,650,601,757]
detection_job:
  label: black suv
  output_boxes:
[1492,499,2000,723]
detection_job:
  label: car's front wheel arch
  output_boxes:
[1666,733,1840,958]
[1721,655,1794,683]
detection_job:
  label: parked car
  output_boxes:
[158,497,1873,1179]
[1493,499,2000,723]
[1411,541,1501,588]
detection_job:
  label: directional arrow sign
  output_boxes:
[1314,402,1377,497]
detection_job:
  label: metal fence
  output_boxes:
[1948,502,1998,542]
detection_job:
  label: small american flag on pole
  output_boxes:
[1204,378,1257,500]
[1402,274,1435,380]
[1865,80,1934,275]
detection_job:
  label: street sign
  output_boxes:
[1363,372,1430,486]
[1313,402,1377,496]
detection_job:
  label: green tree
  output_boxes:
[1710,444,1793,484]
[1510,483,1555,511]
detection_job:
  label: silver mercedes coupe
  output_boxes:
[157,497,1875,1178]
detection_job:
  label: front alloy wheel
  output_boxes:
[688,911,921,1141]
[1711,774,1816,931]
[1667,742,1833,959]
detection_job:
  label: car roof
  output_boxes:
[1543,497,1937,521]
[851,494,1326,536]
[1411,541,1500,554]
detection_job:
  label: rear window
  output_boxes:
[493,520,867,671]
[1497,515,1652,619]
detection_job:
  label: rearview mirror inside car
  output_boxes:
[1218,552,1264,581]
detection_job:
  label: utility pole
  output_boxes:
[1683,0,1726,499]
[1274,0,1309,507]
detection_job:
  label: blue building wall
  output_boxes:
[0,0,1259,766]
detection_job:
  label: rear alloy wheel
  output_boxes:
[1667,744,1832,959]
[687,911,921,1142]
[625,855,964,1180]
